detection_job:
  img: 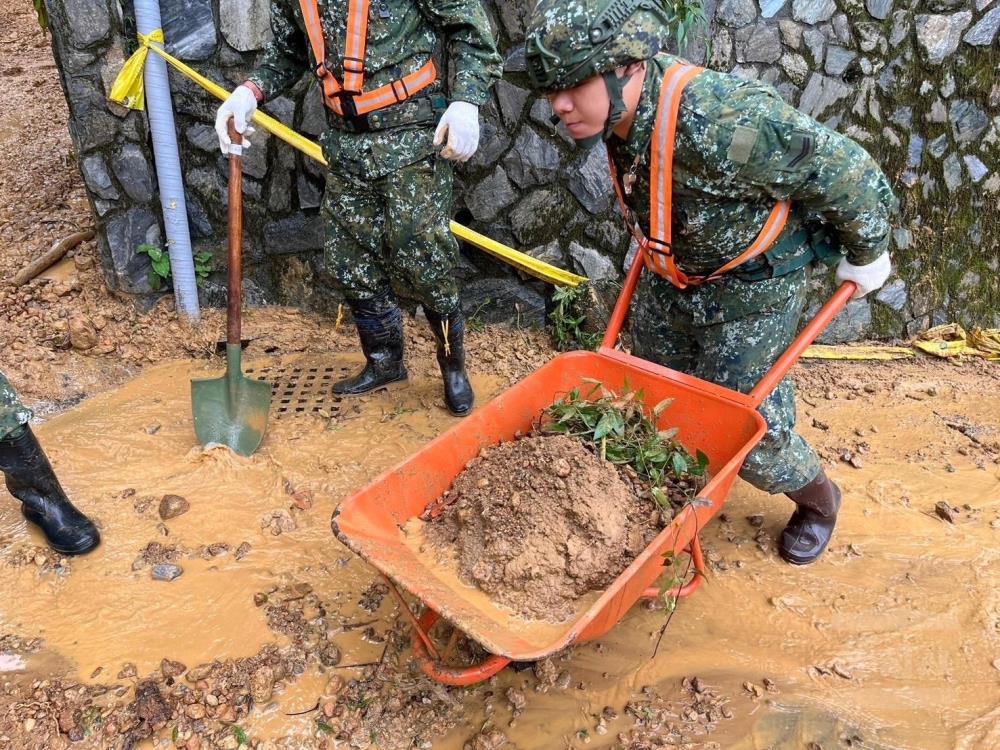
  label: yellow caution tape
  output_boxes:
[449,222,587,287]
[108,29,164,110]
[802,344,914,360]
[109,35,584,288]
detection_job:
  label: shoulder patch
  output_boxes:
[727,125,758,165]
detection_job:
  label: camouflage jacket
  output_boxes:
[248,0,501,108]
[609,54,897,277]
[248,0,500,177]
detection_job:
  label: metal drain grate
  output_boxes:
[243,365,352,417]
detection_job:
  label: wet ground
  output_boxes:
[0,352,997,749]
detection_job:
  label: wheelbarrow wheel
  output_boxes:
[410,610,512,686]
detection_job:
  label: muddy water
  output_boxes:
[1,358,998,749]
[0,355,502,686]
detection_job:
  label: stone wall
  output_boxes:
[46,0,998,338]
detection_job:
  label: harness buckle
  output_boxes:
[334,92,370,132]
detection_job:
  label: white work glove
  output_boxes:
[836,252,892,299]
[433,101,480,162]
[215,85,258,155]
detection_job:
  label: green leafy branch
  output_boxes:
[540,379,709,511]
[664,0,710,54]
[549,284,601,352]
[32,0,48,31]
[136,244,214,291]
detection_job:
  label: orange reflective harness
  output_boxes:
[298,0,438,119]
[609,62,792,290]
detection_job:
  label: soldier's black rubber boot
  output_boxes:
[333,291,408,396]
[424,308,474,417]
[0,426,101,556]
[779,469,842,566]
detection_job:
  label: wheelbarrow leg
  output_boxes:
[642,535,706,600]
[383,575,512,686]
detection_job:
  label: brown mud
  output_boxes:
[419,434,659,622]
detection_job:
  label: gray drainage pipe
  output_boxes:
[133,0,200,320]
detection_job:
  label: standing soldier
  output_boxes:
[0,372,101,555]
[215,0,502,416]
[525,0,896,564]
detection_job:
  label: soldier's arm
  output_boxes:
[415,0,503,105]
[721,93,897,265]
[246,0,310,102]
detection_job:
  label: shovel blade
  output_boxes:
[191,347,271,456]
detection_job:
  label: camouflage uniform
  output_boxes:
[0,371,32,441]
[615,54,897,494]
[247,0,501,312]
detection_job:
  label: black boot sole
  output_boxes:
[445,402,473,418]
[22,508,101,556]
[333,373,409,397]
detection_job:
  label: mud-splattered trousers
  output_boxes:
[611,55,897,494]
[0,372,32,441]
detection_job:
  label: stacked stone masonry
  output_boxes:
[46,0,999,337]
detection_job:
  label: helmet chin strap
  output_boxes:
[572,68,635,149]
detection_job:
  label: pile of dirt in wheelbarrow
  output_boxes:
[421,434,663,621]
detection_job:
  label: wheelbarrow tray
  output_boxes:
[333,346,766,661]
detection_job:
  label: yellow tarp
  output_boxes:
[801,326,1000,361]
[109,32,587,288]
[913,324,1000,360]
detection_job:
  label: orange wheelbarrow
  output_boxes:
[333,253,856,686]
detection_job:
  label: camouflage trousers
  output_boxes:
[631,267,821,495]
[320,152,461,314]
[0,371,32,441]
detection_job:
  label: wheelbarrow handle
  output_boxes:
[227,121,244,347]
[599,250,858,408]
[747,280,855,407]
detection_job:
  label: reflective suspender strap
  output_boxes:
[352,60,437,115]
[628,62,792,289]
[299,0,344,114]
[647,63,702,288]
[342,0,370,93]
[298,0,438,118]
[699,199,791,281]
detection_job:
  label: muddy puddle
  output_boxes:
[0,357,998,749]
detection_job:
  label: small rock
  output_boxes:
[553,459,572,478]
[746,514,765,528]
[151,563,183,582]
[69,316,98,350]
[934,501,957,523]
[250,665,276,703]
[185,703,207,720]
[292,489,313,510]
[158,494,190,520]
[253,592,268,607]
[506,687,527,710]
[160,658,187,678]
[235,542,252,560]
[118,662,138,679]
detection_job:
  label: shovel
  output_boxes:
[191,122,271,456]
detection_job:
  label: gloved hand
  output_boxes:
[433,101,480,162]
[836,252,891,299]
[215,85,258,155]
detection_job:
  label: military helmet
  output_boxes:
[525,0,674,92]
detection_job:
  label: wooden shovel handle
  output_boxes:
[227,120,243,346]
